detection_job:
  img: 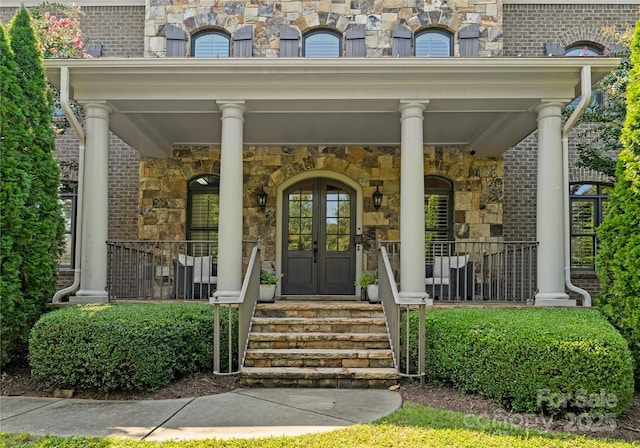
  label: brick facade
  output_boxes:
[502,3,635,292]
[80,6,145,57]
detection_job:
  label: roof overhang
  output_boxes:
[45,57,618,158]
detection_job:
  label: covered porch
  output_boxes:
[45,57,617,306]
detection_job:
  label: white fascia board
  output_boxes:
[503,0,640,4]
[1,1,144,7]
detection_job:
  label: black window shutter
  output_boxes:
[280,25,300,57]
[233,25,254,57]
[165,24,187,57]
[346,24,365,57]
[459,24,479,57]
[86,44,102,58]
[392,23,411,57]
[545,41,565,56]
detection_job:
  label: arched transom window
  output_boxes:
[191,29,230,57]
[415,29,453,57]
[303,29,342,57]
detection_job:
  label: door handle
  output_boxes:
[313,241,318,263]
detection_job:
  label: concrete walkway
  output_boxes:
[0,388,402,441]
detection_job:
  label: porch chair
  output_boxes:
[174,254,217,300]
[425,254,474,300]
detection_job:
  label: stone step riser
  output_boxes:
[243,358,394,368]
[244,349,394,368]
[251,323,387,333]
[240,378,397,389]
[248,340,392,350]
[240,366,400,389]
[254,309,385,319]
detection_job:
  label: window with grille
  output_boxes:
[59,183,77,267]
[191,30,230,57]
[415,29,453,57]
[570,183,610,271]
[425,176,454,260]
[325,186,351,252]
[187,175,219,257]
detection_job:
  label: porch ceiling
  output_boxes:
[45,57,618,158]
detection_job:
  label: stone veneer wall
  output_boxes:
[145,0,503,57]
[502,2,635,294]
[139,145,503,271]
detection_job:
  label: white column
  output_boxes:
[214,101,245,299]
[399,101,431,302]
[535,101,574,306]
[75,103,110,303]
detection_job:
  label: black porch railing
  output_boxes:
[106,240,255,301]
[378,240,538,303]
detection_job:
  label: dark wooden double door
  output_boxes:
[282,179,356,295]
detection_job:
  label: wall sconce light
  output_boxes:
[257,187,267,210]
[372,186,383,210]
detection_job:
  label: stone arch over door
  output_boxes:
[274,170,364,296]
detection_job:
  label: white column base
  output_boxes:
[71,290,109,303]
[210,291,241,304]
[535,292,576,307]
[398,291,433,306]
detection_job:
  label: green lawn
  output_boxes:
[2,403,637,448]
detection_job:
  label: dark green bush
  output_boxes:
[405,308,634,417]
[595,21,640,389]
[29,303,238,392]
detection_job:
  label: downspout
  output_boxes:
[53,66,85,303]
[562,65,592,306]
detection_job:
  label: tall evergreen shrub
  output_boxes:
[0,25,34,366]
[596,19,640,388]
[0,8,64,367]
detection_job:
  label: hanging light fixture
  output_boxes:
[372,185,383,210]
[257,186,268,210]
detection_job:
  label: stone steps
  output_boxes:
[240,299,399,388]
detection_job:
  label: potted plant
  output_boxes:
[356,271,379,303]
[259,270,279,303]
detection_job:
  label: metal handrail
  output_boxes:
[210,240,261,376]
[378,245,427,382]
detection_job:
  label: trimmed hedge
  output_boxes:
[408,308,634,417]
[29,303,238,392]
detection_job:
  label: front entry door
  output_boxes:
[282,179,356,295]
